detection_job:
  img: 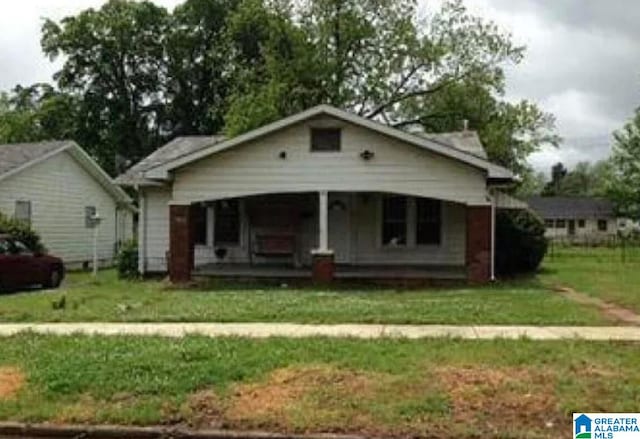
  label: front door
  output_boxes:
[328,193,351,263]
[568,219,576,236]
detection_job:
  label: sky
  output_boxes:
[1,0,639,174]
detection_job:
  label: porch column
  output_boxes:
[466,205,491,283]
[312,190,335,282]
[169,203,195,283]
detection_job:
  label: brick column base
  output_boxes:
[312,252,335,283]
[169,204,194,283]
[466,205,491,283]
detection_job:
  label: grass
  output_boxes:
[0,334,639,438]
[0,270,610,325]
[540,245,640,313]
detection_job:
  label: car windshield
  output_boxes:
[0,238,30,255]
[0,239,10,255]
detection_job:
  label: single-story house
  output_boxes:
[0,141,135,267]
[526,196,618,242]
[117,105,516,283]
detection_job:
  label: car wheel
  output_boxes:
[46,269,62,289]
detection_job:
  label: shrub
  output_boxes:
[0,212,44,252]
[495,209,548,276]
[116,239,139,279]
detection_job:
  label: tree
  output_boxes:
[542,162,568,196]
[0,84,79,144]
[41,0,170,174]
[224,0,559,175]
[165,0,239,136]
[609,109,640,218]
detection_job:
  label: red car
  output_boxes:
[0,234,64,291]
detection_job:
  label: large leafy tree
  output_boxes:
[224,0,559,176]
[1,0,557,179]
[41,0,170,174]
[0,84,78,144]
[609,109,640,218]
[165,0,239,136]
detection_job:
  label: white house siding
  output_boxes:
[544,218,617,241]
[0,151,127,265]
[141,186,171,272]
[171,117,489,206]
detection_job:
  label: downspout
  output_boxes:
[488,190,496,282]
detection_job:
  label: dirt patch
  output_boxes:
[0,366,25,400]
[53,394,97,424]
[554,285,640,325]
[225,365,380,430]
[184,390,224,428]
[436,366,564,437]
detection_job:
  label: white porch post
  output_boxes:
[318,190,330,252]
[312,190,334,282]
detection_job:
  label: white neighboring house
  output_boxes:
[0,141,135,268]
[526,196,619,242]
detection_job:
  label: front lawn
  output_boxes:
[0,270,609,325]
[0,334,638,438]
[540,245,640,313]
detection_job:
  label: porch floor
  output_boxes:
[193,263,467,280]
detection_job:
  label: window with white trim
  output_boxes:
[214,199,240,245]
[310,128,341,152]
[382,196,407,246]
[14,200,31,225]
[416,198,441,245]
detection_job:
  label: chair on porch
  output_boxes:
[246,201,301,266]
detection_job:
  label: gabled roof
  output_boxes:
[0,140,134,210]
[526,196,615,219]
[115,135,225,186]
[414,130,488,160]
[121,105,514,184]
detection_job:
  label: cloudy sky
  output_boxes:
[1,0,639,173]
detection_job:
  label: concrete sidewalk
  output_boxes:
[0,322,639,340]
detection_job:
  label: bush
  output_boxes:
[495,209,548,276]
[0,212,44,252]
[116,239,139,279]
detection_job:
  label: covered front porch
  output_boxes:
[169,191,492,283]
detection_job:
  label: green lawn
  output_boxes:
[0,334,638,438]
[0,270,610,325]
[540,245,640,313]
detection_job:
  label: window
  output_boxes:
[598,219,607,231]
[85,206,97,228]
[193,205,207,245]
[214,199,240,245]
[416,199,441,245]
[382,196,407,246]
[578,219,585,228]
[14,201,31,225]
[310,128,341,152]
[556,219,566,228]
[0,238,10,255]
[544,219,554,228]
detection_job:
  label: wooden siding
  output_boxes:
[172,118,489,205]
[0,151,129,264]
[142,186,171,272]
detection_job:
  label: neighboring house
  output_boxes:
[117,105,516,283]
[0,141,135,267]
[526,196,618,242]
